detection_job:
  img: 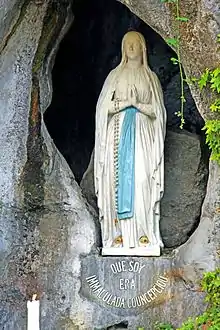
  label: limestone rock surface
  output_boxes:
[119,0,220,119]
[160,130,208,247]
[0,0,219,329]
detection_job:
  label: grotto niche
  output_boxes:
[44,0,209,249]
[0,0,219,329]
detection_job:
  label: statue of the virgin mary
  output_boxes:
[94,31,167,256]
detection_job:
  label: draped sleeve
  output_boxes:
[94,69,118,201]
[149,71,167,200]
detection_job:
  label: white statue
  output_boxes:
[94,31,167,256]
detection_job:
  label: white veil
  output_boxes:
[94,31,167,234]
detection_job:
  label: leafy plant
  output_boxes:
[177,269,220,329]
[161,1,220,164]
[160,0,177,3]
[201,269,220,307]
[155,322,174,330]
[202,120,220,163]
[195,67,220,163]
[161,0,189,129]
[197,68,210,90]
[210,99,220,112]
[166,38,179,47]
[155,269,220,330]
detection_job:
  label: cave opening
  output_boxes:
[44,0,209,248]
[44,0,205,183]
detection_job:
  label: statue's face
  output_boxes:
[124,34,142,61]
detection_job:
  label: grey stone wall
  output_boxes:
[0,0,219,329]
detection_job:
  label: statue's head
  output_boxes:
[121,31,147,66]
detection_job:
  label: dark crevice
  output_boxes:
[0,0,31,54]
[22,0,69,219]
[187,215,201,240]
[107,321,128,329]
[186,133,210,240]
[94,321,129,330]
[17,0,71,299]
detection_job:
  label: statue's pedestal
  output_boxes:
[80,254,205,328]
[102,245,161,256]
[80,254,173,319]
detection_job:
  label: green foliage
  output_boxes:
[204,120,220,164]
[196,67,220,164]
[198,67,220,94]
[210,99,220,112]
[166,38,179,47]
[155,322,174,330]
[154,269,220,330]
[210,68,220,93]
[162,0,189,129]
[161,0,220,162]
[202,269,220,307]
[160,0,177,3]
[176,16,189,22]
[203,120,220,163]
[198,69,210,90]
[176,268,220,329]
[177,319,195,330]
[170,57,179,65]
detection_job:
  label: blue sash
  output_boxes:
[117,107,138,220]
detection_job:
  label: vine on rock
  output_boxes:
[197,66,220,163]
[161,0,189,129]
[154,268,220,330]
[161,0,220,164]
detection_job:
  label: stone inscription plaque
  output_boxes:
[81,256,172,316]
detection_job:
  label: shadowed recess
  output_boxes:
[44,0,204,182]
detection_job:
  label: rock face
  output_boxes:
[0,2,97,329]
[0,0,219,330]
[119,0,220,119]
[160,131,208,247]
[81,130,208,248]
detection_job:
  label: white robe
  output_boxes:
[94,65,166,250]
